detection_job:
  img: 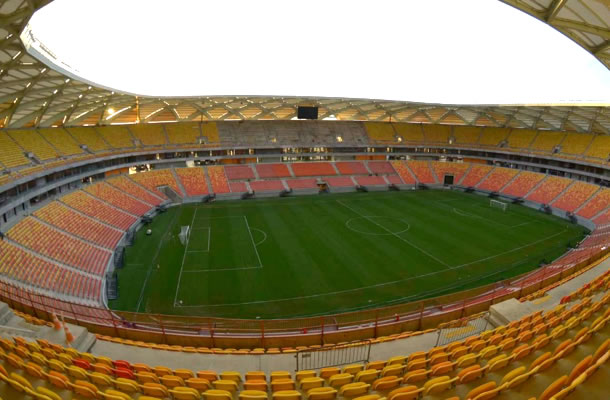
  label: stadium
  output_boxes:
[0,0,609,399]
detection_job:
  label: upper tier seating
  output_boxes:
[460,165,493,187]
[577,189,610,219]
[7,130,58,161]
[207,166,230,194]
[355,176,387,186]
[406,161,436,184]
[0,240,100,300]
[65,127,109,152]
[526,176,573,204]
[7,218,110,276]
[551,182,599,213]
[106,176,163,206]
[390,161,416,184]
[584,135,610,160]
[175,168,209,197]
[393,123,424,143]
[95,126,135,149]
[561,133,594,155]
[335,162,368,175]
[201,122,220,144]
[422,124,451,143]
[286,179,318,190]
[37,128,84,156]
[33,202,123,249]
[500,171,546,198]
[326,177,356,187]
[130,170,184,198]
[477,167,519,192]
[225,166,256,180]
[431,161,470,184]
[364,122,396,143]
[250,180,284,192]
[506,128,537,149]
[291,163,336,177]
[165,122,200,145]
[256,164,291,179]
[479,127,509,147]
[452,126,481,146]
[61,191,137,230]
[84,183,153,216]
[531,130,565,152]
[128,124,167,146]
[0,132,29,168]
[368,161,395,174]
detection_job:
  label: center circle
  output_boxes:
[345,216,410,236]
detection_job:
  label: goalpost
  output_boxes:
[490,199,508,211]
[179,226,191,245]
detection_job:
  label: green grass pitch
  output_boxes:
[109,190,587,319]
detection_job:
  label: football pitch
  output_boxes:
[109,190,587,319]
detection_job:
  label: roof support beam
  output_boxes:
[546,0,567,22]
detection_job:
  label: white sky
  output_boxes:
[25,0,610,104]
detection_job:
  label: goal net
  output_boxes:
[179,226,190,245]
[490,199,508,211]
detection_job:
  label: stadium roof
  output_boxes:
[0,0,608,133]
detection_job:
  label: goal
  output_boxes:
[490,199,508,211]
[179,226,191,245]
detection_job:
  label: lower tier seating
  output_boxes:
[326,177,356,187]
[130,170,184,199]
[250,180,285,192]
[286,179,318,190]
[406,161,437,184]
[390,161,416,184]
[461,165,492,187]
[368,161,395,175]
[335,162,368,175]
[431,162,470,185]
[291,163,336,177]
[84,183,152,216]
[551,182,599,213]
[229,182,248,193]
[526,177,572,205]
[476,167,518,192]
[500,172,546,198]
[225,166,256,180]
[256,164,291,179]
[355,176,387,186]
[106,176,163,206]
[206,166,230,194]
[577,189,610,219]
[175,168,209,197]
[60,191,136,231]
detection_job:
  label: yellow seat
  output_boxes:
[198,371,219,381]
[423,376,456,396]
[339,382,370,397]
[319,367,340,380]
[37,386,63,400]
[114,377,140,394]
[220,371,242,383]
[387,385,422,400]
[175,369,196,380]
[300,377,324,391]
[402,369,428,385]
[170,387,202,400]
[366,361,385,370]
[245,380,268,391]
[271,378,296,391]
[354,370,378,383]
[89,371,113,386]
[187,377,211,392]
[106,389,133,400]
[295,371,315,382]
[10,372,34,391]
[204,389,233,400]
[240,390,269,400]
[486,354,511,372]
[271,371,292,381]
[342,365,364,375]
[213,380,239,392]
[137,371,160,384]
[457,365,484,384]
[67,365,89,380]
[307,387,337,400]
[371,376,401,391]
[142,382,170,398]
[328,373,353,388]
[246,371,267,381]
[272,390,302,400]
[466,381,498,400]
[162,375,185,388]
[386,356,406,366]
[73,380,99,399]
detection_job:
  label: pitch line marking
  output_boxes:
[345,217,410,236]
[250,228,268,246]
[337,199,451,268]
[175,228,572,308]
[244,216,263,268]
[173,208,197,306]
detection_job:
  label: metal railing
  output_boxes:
[296,341,372,371]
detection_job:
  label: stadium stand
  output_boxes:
[256,164,292,178]
[335,162,368,175]
[0,240,100,300]
[37,128,84,156]
[393,123,424,143]
[355,176,387,186]
[390,161,416,184]
[368,161,395,174]
[326,177,356,187]
[207,166,231,194]
[60,191,137,230]
[286,179,318,190]
[431,161,470,184]
[225,165,256,180]
[291,162,336,177]
[526,176,573,204]
[460,165,493,187]
[65,127,109,152]
[106,176,164,206]
[95,126,135,149]
[128,124,167,146]
[452,126,481,146]
[577,189,610,220]
[479,127,509,147]
[130,169,184,198]
[594,210,610,226]
[422,124,451,144]
[0,131,30,168]
[406,161,437,184]
[552,182,600,213]
[530,130,565,153]
[500,171,546,198]
[229,181,248,193]
[84,183,153,216]
[165,122,200,145]
[250,180,285,192]
[7,217,110,275]
[33,202,123,249]
[201,122,220,144]
[561,133,594,155]
[7,130,58,161]
[585,135,610,160]
[477,167,519,192]
[175,168,209,197]
[364,122,396,143]
[386,175,404,185]
[506,128,537,150]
